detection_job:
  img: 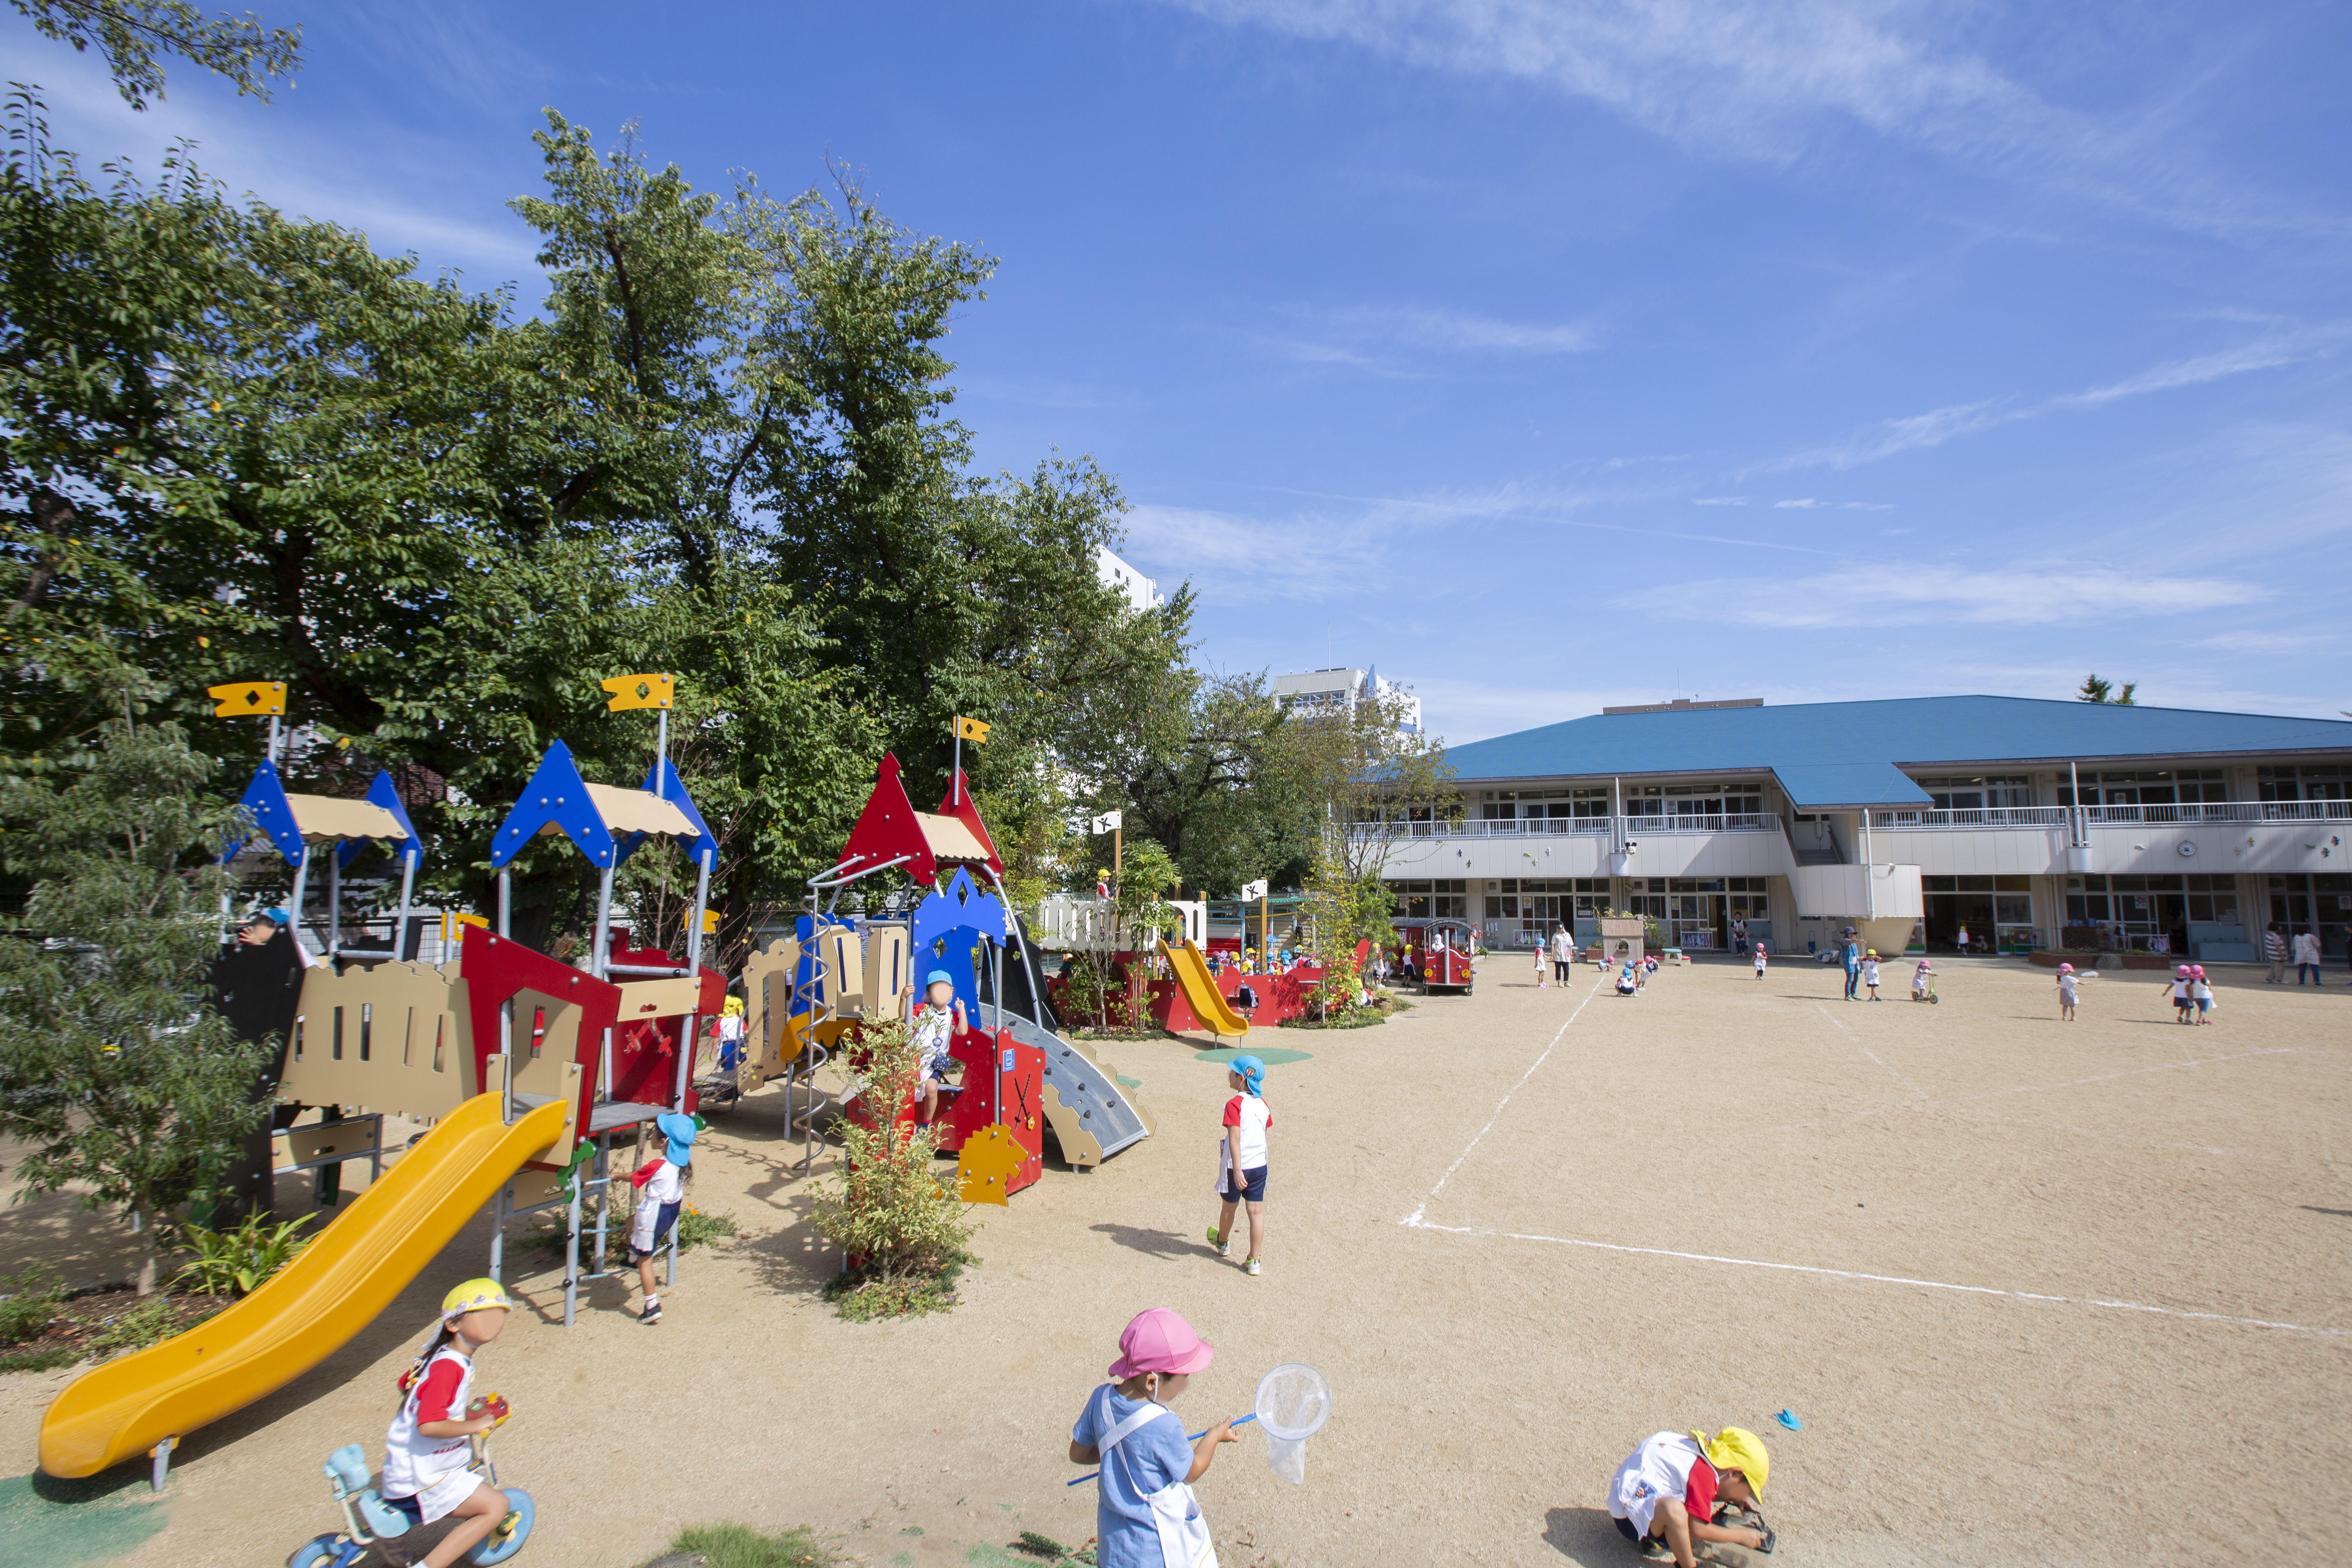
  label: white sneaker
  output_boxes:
[1244,1257,1262,1277]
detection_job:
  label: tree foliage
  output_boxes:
[2076,673,2137,706]
[11,0,302,109]
[0,717,274,1291]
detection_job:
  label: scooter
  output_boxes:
[288,1417,533,1568]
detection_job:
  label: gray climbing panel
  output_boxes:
[1001,1011,1152,1166]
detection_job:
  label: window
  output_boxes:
[1917,774,2034,810]
[1385,878,1467,919]
[2259,763,2350,803]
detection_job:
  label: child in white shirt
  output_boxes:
[2167,966,2193,1024]
[1206,1055,1272,1277]
[1861,950,1882,1000]
[2190,966,2214,1025]
[627,1111,697,1324]
[2054,962,2078,1021]
[383,1280,517,1566]
[1752,942,1768,979]
[903,968,966,1124]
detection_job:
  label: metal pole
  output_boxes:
[590,863,615,982]
[394,848,417,963]
[592,1137,609,1276]
[655,707,669,798]
[327,846,341,959]
[563,1171,581,1327]
[674,847,713,1115]
[488,1185,505,1285]
[497,869,511,940]
[287,851,310,958]
[500,998,514,1125]
[2069,761,2084,846]
[953,727,962,805]
[267,715,280,767]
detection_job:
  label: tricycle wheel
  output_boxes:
[468,1489,535,1565]
[286,1536,344,1568]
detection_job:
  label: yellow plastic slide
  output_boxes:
[1159,938,1250,1040]
[40,1092,569,1479]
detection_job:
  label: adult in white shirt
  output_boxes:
[1550,924,1575,985]
[2292,929,2324,986]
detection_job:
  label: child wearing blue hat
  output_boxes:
[903,968,967,1125]
[1206,1054,1273,1277]
[626,1111,697,1324]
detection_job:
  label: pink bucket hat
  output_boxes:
[1107,1308,1215,1379]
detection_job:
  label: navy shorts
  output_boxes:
[1613,1517,1643,1543]
[629,1200,681,1261]
[383,1492,425,1531]
[1220,1165,1267,1203]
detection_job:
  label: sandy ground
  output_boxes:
[2,956,2348,1568]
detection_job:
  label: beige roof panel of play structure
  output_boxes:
[913,811,990,863]
[285,794,408,842]
[580,783,697,838]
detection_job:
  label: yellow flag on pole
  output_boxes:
[208,680,287,717]
[601,673,674,712]
[954,715,991,744]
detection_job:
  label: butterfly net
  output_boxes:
[1254,1362,1332,1485]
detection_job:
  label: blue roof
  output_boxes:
[1445,696,2352,809]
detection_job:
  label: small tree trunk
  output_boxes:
[134,1211,160,1296]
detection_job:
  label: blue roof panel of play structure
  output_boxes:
[1444,696,2352,808]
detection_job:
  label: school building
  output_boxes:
[1365,695,2352,962]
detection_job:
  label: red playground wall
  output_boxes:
[1150,964,1322,1031]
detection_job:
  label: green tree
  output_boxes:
[2076,673,2137,705]
[0,715,274,1292]
[11,0,302,109]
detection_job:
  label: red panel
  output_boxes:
[850,1023,1042,1198]
[458,927,619,1136]
[932,772,1006,882]
[837,753,935,886]
[1145,965,1321,1031]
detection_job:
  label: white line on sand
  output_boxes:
[1401,973,1605,1227]
[1398,1217,2350,1338]
[1770,1047,2301,1131]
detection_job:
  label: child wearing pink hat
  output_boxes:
[1068,1309,1239,1568]
[2190,964,2214,1025]
[2054,962,2079,1022]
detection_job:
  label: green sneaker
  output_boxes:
[1207,1226,1229,1257]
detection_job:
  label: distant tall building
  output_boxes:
[1271,666,1421,733]
[1096,546,1162,610]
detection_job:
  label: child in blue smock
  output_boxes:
[1068,1308,1238,1568]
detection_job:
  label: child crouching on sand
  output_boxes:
[1207,1054,1272,1276]
[1069,1309,1238,1568]
[1605,1427,1775,1568]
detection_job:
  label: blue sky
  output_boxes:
[13,1,2350,741]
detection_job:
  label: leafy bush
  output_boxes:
[87,1296,184,1356]
[663,1521,842,1567]
[675,1206,735,1250]
[169,1212,315,1296]
[808,1019,976,1317]
[0,1265,65,1344]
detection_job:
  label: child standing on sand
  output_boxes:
[2167,965,2193,1024]
[1861,949,1882,1000]
[1752,942,1768,980]
[2055,962,2079,1022]
[1068,1309,1238,1568]
[1207,1054,1272,1277]
[1534,942,1548,989]
[626,1111,697,1324]
[2191,965,2215,1025]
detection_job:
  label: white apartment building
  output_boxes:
[1272,666,1423,733]
[1096,546,1162,610]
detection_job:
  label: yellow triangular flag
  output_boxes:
[208,680,286,717]
[954,715,991,744]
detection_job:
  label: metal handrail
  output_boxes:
[1349,812,1777,840]
[1867,801,2352,829]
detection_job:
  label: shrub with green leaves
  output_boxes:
[170,1212,315,1296]
[807,1018,977,1317]
[0,1265,65,1344]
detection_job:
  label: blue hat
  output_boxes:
[924,969,955,989]
[1228,1054,1265,1095]
[655,1111,697,1167]
[246,907,289,927]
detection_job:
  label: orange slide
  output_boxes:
[1159,937,1250,1041]
[40,1092,569,1479]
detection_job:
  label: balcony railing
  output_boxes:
[1350,812,1778,840]
[1867,802,2352,830]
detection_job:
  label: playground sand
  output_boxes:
[2,958,2347,1567]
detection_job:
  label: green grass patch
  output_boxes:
[1278,1008,1386,1030]
[820,1247,975,1322]
[664,1520,844,1567]
[0,1347,78,1374]
[676,1206,737,1249]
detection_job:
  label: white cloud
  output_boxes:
[1624,563,2267,628]
[1771,325,2348,471]
[1120,502,1395,604]
[1694,496,1749,506]
[2190,630,2339,656]
[1385,675,1592,744]
[1256,302,1597,372]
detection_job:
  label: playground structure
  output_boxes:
[41,676,719,1486]
[1393,917,1476,993]
[722,753,1156,1195]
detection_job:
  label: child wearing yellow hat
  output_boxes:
[1604,1426,1775,1566]
[383,1279,519,1566]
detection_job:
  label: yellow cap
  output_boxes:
[1693,1428,1769,1496]
[441,1278,513,1323]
